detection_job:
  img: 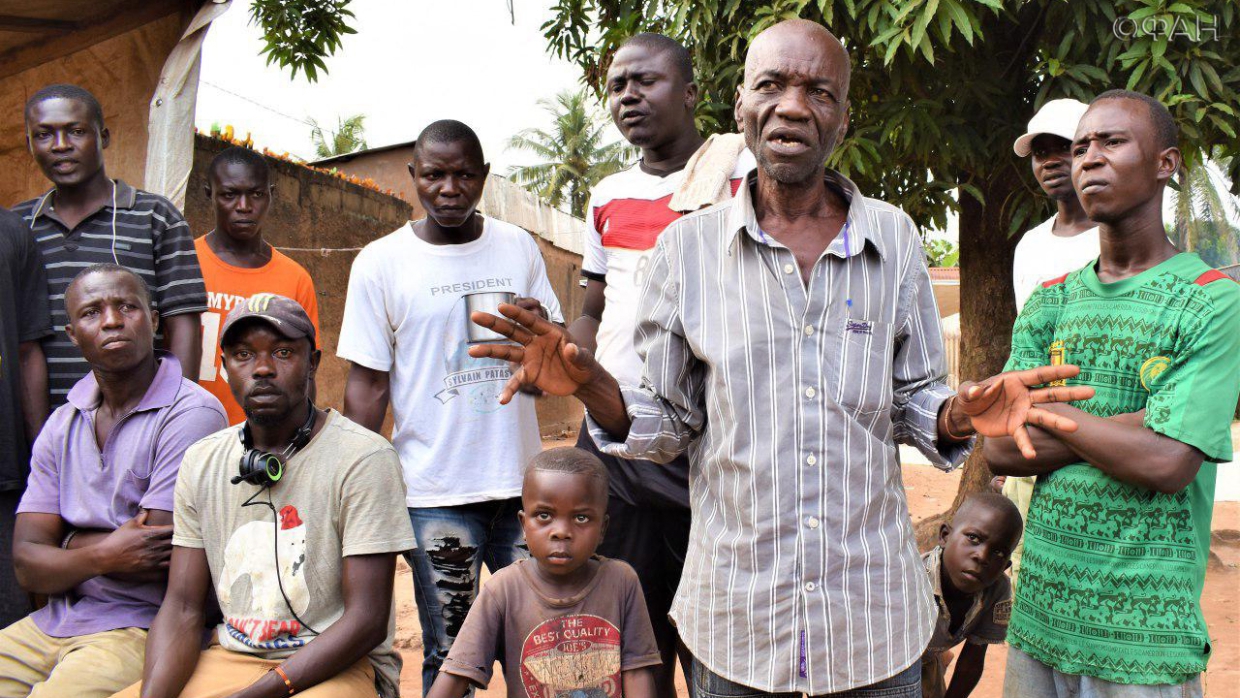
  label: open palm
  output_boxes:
[468,304,597,404]
[958,364,1095,458]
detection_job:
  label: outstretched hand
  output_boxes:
[956,364,1095,459]
[469,303,600,404]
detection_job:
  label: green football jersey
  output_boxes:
[1004,253,1240,684]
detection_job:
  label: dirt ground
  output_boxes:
[393,433,1240,697]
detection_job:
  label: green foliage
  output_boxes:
[1171,154,1240,268]
[542,0,1240,238]
[250,0,357,82]
[309,114,368,158]
[507,90,635,217]
[924,238,960,267]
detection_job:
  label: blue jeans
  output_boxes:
[406,499,527,696]
[692,657,920,698]
[1003,647,1204,698]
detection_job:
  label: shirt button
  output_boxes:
[803,325,814,336]
[806,454,817,466]
[807,516,820,529]
[805,582,816,592]
[783,263,795,274]
[805,386,817,398]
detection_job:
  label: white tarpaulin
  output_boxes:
[144,0,232,209]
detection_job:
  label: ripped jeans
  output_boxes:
[405,499,527,695]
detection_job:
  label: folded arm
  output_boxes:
[13,509,172,595]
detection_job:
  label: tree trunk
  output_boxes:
[915,166,1024,550]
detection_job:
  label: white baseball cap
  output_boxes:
[1013,98,1091,157]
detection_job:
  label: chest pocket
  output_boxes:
[835,318,894,416]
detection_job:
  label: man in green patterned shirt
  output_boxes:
[987,90,1240,698]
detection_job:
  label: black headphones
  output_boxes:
[231,400,318,488]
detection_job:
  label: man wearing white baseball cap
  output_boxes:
[1002,98,1100,582]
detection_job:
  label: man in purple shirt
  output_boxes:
[0,263,226,698]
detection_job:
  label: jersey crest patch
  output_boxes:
[1140,355,1172,391]
[1048,340,1067,387]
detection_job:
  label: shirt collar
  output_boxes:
[67,351,183,413]
[29,178,138,224]
[725,168,888,261]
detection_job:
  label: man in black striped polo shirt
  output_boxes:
[13,84,206,408]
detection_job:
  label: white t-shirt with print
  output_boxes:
[1012,215,1100,312]
[582,151,756,384]
[338,218,564,507]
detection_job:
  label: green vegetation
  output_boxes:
[309,114,368,158]
[507,90,634,217]
[541,0,1240,514]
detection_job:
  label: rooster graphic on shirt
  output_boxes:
[218,504,311,649]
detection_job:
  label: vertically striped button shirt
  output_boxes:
[589,170,972,694]
[13,180,207,407]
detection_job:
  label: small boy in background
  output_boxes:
[427,447,660,698]
[921,493,1024,698]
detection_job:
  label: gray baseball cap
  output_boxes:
[220,293,316,347]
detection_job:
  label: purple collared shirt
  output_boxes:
[18,352,227,637]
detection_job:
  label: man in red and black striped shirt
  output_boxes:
[567,34,753,698]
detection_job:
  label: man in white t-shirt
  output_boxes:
[1011,98,1101,312]
[1003,98,1100,581]
[338,120,563,694]
[566,33,754,698]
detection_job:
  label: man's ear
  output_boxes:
[836,99,851,144]
[407,162,417,182]
[149,308,160,334]
[1156,146,1182,185]
[1005,559,1013,570]
[99,126,110,150]
[517,509,527,527]
[65,318,80,348]
[308,348,322,379]
[939,523,951,546]
[204,183,213,199]
[685,81,700,111]
[482,162,491,179]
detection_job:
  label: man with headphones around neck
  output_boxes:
[121,294,415,698]
[0,264,227,698]
[13,83,208,410]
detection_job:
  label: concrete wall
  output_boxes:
[188,136,587,435]
[0,12,185,206]
[319,144,422,208]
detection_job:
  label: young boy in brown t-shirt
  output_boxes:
[428,447,660,698]
[920,493,1023,698]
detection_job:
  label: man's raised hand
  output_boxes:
[469,303,599,404]
[956,364,1096,459]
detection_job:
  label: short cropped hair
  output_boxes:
[955,492,1024,540]
[68,263,152,309]
[26,84,105,129]
[1092,89,1179,150]
[619,33,694,83]
[209,146,271,185]
[413,119,485,163]
[525,447,609,503]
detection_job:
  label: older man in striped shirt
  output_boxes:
[471,19,1090,698]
